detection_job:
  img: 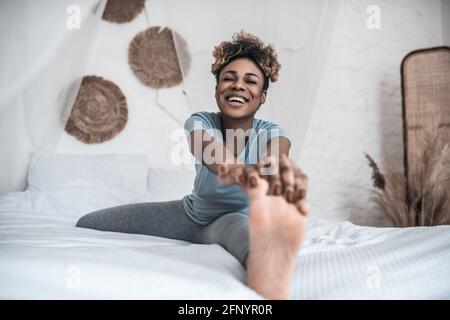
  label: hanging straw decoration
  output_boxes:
[65,75,128,144]
[128,26,191,89]
[102,0,146,24]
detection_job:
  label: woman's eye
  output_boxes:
[222,78,256,84]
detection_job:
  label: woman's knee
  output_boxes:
[198,212,248,243]
[76,210,102,229]
[75,206,124,229]
[197,213,249,265]
[215,212,248,229]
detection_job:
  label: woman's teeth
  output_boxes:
[226,96,247,107]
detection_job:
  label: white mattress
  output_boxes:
[1,191,450,299]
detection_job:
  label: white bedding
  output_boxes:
[1,190,450,299]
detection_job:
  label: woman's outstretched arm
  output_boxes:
[187,129,244,175]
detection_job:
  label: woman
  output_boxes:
[77,31,309,299]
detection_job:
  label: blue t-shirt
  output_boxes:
[182,111,290,225]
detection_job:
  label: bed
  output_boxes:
[1,153,449,299]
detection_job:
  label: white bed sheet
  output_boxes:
[1,191,450,299]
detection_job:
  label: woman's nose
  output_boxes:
[231,79,245,90]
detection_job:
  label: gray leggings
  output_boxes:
[76,200,249,266]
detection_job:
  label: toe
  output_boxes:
[218,165,233,185]
[280,157,295,202]
[218,164,246,186]
[295,200,309,216]
[245,175,269,200]
[245,166,259,188]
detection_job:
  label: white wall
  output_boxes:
[443,0,450,45]
[299,0,444,226]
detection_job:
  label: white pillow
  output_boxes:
[27,187,146,220]
[27,152,148,193]
[146,168,196,202]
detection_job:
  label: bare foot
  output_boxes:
[219,161,308,300]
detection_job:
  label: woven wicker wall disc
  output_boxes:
[129,26,191,88]
[65,75,128,144]
[102,0,146,24]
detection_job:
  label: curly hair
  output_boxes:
[211,31,281,91]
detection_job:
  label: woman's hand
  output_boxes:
[217,163,248,185]
[218,155,308,212]
[256,154,308,203]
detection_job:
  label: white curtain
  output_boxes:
[0,0,104,194]
[163,0,339,159]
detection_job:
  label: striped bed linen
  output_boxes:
[0,201,449,299]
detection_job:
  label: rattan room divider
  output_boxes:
[401,46,450,198]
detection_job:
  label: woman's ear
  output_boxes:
[260,90,267,104]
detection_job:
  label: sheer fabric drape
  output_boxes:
[163,0,339,158]
[0,0,104,194]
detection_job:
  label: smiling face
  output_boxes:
[215,57,267,120]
